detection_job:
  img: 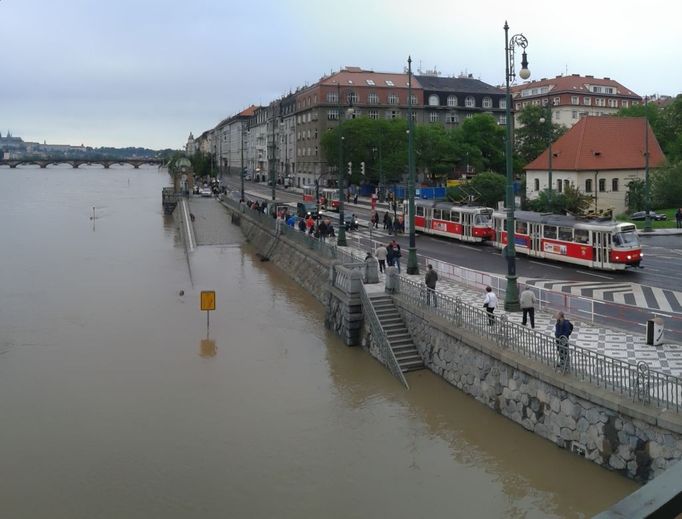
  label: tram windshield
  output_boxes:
[612,230,640,247]
[474,214,491,226]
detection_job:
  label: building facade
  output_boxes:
[510,74,641,129]
[525,116,665,214]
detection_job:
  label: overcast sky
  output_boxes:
[1,0,680,149]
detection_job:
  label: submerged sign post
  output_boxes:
[200,290,216,335]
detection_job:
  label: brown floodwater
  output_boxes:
[0,166,637,518]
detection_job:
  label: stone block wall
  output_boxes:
[396,302,682,482]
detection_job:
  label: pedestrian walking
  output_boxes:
[520,287,537,328]
[371,211,379,229]
[353,193,359,204]
[676,208,682,229]
[375,243,388,273]
[554,311,574,370]
[425,264,438,307]
[389,240,401,273]
[483,286,497,325]
[383,211,390,230]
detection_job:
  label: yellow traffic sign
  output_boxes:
[200,291,216,311]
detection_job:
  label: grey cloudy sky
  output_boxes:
[1,0,680,149]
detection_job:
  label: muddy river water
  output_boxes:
[0,166,636,518]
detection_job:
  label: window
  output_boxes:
[599,178,606,192]
[499,115,506,125]
[585,178,592,192]
[543,225,557,239]
[465,96,475,108]
[575,229,590,244]
[608,98,618,108]
[564,180,570,191]
[409,111,417,121]
[428,94,440,106]
[622,100,629,108]
[388,93,399,105]
[429,112,440,123]
[348,92,358,104]
[584,97,592,105]
[433,209,442,220]
[385,80,394,86]
[447,95,457,107]
[366,79,375,86]
[446,113,459,124]
[516,221,528,234]
[595,98,606,107]
[387,110,400,119]
[410,95,418,106]
[553,97,561,105]
[327,109,338,120]
[482,97,492,108]
[416,206,424,216]
[451,211,461,223]
[557,179,563,193]
[515,103,521,110]
[558,227,573,241]
[534,178,540,191]
[499,98,506,109]
[612,178,619,191]
[368,92,379,104]
[369,109,378,119]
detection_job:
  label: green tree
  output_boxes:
[526,185,593,215]
[446,171,506,207]
[651,162,682,208]
[515,105,567,165]
[190,151,213,178]
[625,179,646,213]
[458,114,506,174]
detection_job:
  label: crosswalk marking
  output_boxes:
[522,278,682,312]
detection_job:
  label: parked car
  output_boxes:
[200,188,213,198]
[630,211,667,221]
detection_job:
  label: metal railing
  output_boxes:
[395,276,682,412]
[360,283,409,389]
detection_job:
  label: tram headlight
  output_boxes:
[627,255,632,260]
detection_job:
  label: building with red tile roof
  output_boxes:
[510,74,641,129]
[525,116,666,214]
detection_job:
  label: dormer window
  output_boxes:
[428,94,440,106]
[385,80,394,86]
[366,79,375,86]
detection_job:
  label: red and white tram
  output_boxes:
[302,186,316,202]
[407,200,494,243]
[320,188,341,210]
[491,210,642,270]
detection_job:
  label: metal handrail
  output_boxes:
[395,276,682,412]
[360,284,409,389]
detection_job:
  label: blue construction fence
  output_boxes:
[354,184,447,200]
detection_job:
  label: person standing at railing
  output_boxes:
[520,287,537,329]
[554,311,574,370]
[425,264,438,307]
[389,240,401,273]
[375,243,387,273]
[483,286,497,325]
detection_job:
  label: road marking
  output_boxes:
[459,245,481,252]
[530,260,561,269]
[579,271,614,280]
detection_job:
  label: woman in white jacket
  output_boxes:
[483,286,498,325]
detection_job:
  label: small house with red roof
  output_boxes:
[524,116,666,215]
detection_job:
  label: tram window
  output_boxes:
[575,229,589,243]
[451,212,460,223]
[433,209,442,220]
[543,225,557,239]
[416,206,424,216]
[558,226,573,241]
[474,214,489,225]
[516,221,528,234]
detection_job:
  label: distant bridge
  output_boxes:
[0,158,165,169]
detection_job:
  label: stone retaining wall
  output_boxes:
[394,300,682,482]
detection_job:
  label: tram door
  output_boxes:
[423,206,432,232]
[462,212,472,239]
[593,231,609,269]
[529,222,542,256]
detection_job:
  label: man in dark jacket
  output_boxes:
[425,264,438,307]
[554,311,573,370]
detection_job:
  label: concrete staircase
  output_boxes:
[368,293,424,373]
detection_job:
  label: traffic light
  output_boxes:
[347,161,352,175]
[360,161,365,175]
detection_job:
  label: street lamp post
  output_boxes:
[503,21,531,312]
[336,82,349,246]
[270,113,276,201]
[540,108,553,212]
[643,96,653,233]
[406,56,419,275]
[240,125,246,201]
[372,144,384,202]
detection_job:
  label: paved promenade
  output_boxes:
[233,188,682,379]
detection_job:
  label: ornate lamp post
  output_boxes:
[336,82,351,246]
[643,96,653,233]
[406,56,419,275]
[240,124,246,201]
[372,144,384,202]
[503,21,531,311]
